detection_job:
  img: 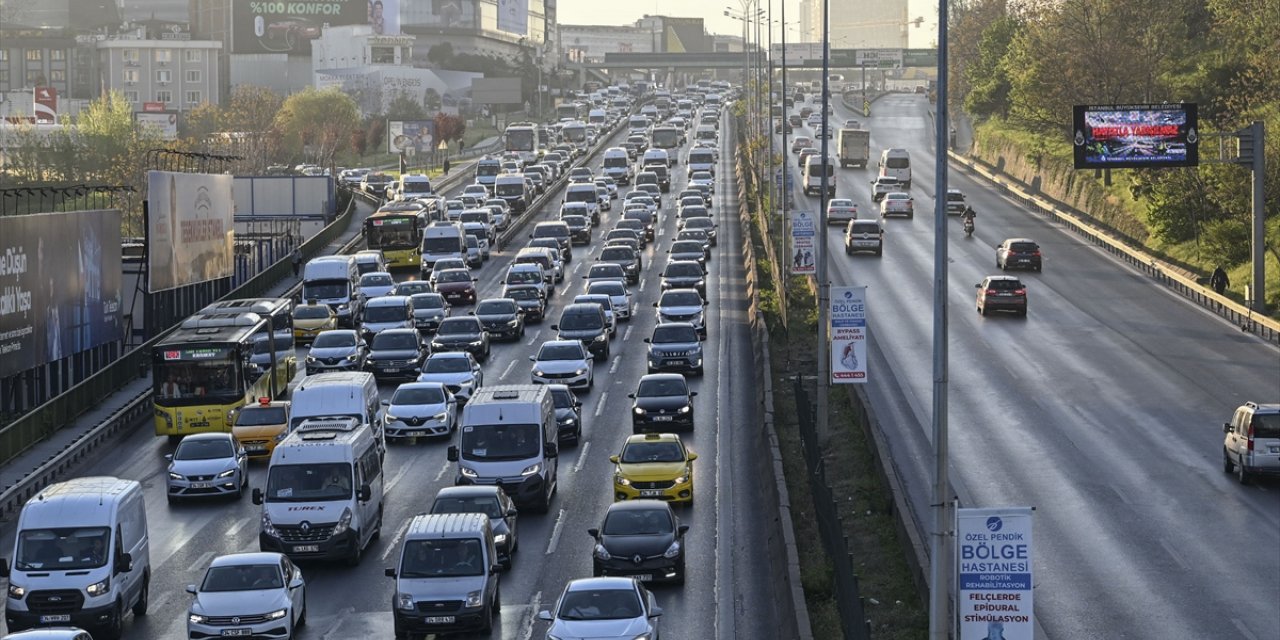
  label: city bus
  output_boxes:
[504,121,542,166]
[152,312,276,438]
[197,298,298,398]
[364,209,424,268]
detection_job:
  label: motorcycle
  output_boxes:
[963,217,975,237]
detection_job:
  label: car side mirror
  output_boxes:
[587,528,600,538]
[384,568,396,578]
[609,454,620,464]
[974,283,982,289]
[550,324,559,331]
[447,445,459,462]
[252,488,263,504]
[650,605,664,617]
[1223,422,1234,433]
[186,584,197,594]
[627,393,636,399]
[164,453,173,462]
[642,338,651,343]
[507,507,519,517]
[538,610,554,621]
[381,399,390,406]
[359,485,372,502]
[652,302,659,308]
[677,524,690,537]
[115,552,133,574]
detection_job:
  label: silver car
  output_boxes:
[530,340,594,390]
[537,577,662,640]
[187,552,306,640]
[166,432,247,503]
[585,280,633,321]
[655,288,707,338]
[417,352,484,404]
[384,381,458,440]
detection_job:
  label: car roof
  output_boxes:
[624,432,682,446]
[605,498,674,513]
[984,275,1022,282]
[209,551,285,568]
[365,295,410,306]
[1003,237,1037,244]
[564,576,641,592]
[434,485,504,500]
[428,351,471,359]
[541,339,585,350]
[180,432,233,442]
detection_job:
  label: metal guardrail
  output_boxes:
[950,152,1279,344]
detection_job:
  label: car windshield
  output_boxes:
[886,193,909,201]
[433,260,465,272]
[590,265,624,278]
[399,539,485,578]
[692,172,712,181]
[372,332,418,350]
[393,386,446,405]
[681,207,708,218]
[15,527,111,571]
[411,294,444,310]
[236,406,287,426]
[395,282,433,296]
[365,305,407,323]
[506,288,539,301]
[622,441,685,463]
[830,200,854,208]
[437,270,472,284]
[679,231,708,242]
[638,377,688,397]
[551,388,575,409]
[508,270,542,284]
[851,222,880,233]
[200,564,283,592]
[563,215,588,227]
[987,280,1023,291]
[437,318,478,335]
[476,300,516,315]
[653,324,699,343]
[685,218,713,229]
[294,305,331,320]
[303,281,348,300]
[312,332,356,348]
[175,437,234,460]
[265,462,352,501]
[539,343,585,360]
[671,242,703,254]
[947,192,965,202]
[360,274,394,287]
[577,296,611,310]
[557,588,644,621]
[460,423,542,460]
[589,282,625,296]
[558,310,602,331]
[665,262,703,278]
[1010,242,1040,252]
[601,248,632,261]
[602,508,674,535]
[424,356,470,373]
[431,495,503,519]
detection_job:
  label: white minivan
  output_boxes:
[447,386,559,512]
[803,155,836,197]
[2,477,150,640]
[253,417,385,565]
[290,371,385,453]
[878,148,912,189]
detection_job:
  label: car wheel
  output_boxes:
[233,479,244,501]
[1018,307,1028,318]
[845,245,853,255]
[1223,449,1234,473]
[1000,260,1007,271]
[1237,457,1251,484]
[132,574,149,616]
[588,374,595,389]
[101,601,124,640]
[695,365,705,376]
[345,535,363,566]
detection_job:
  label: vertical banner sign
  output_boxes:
[147,171,235,293]
[33,87,57,123]
[829,286,867,383]
[789,211,815,275]
[957,507,1035,640]
[496,0,528,34]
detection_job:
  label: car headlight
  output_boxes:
[563,417,577,425]
[507,319,519,327]
[305,355,317,363]
[464,590,484,609]
[337,303,350,312]
[632,634,654,640]
[431,342,445,350]
[575,368,588,376]
[169,472,184,481]
[678,405,691,414]
[663,540,682,558]
[261,510,279,538]
[264,608,288,621]
[594,544,612,561]
[635,406,647,417]
[533,369,545,377]
[398,593,416,611]
[494,533,508,545]
[521,463,542,476]
[384,413,400,423]
[615,474,631,486]
[274,431,288,442]
[8,583,26,599]
[433,412,449,422]
[674,475,688,485]
[460,466,479,478]
[189,612,208,624]
[469,340,484,347]
[332,507,353,536]
[216,468,237,479]
[345,354,359,362]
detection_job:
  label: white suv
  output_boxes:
[1223,402,1280,484]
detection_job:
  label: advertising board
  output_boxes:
[231,0,370,54]
[421,0,477,29]
[663,17,708,53]
[0,211,123,377]
[496,0,528,34]
[136,112,179,140]
[789,211,815,275]
[1072,103,1199,169]
[829,286,867,383]
[387,120,437,156]
[147,171,236,292]
[957,507,1035,640]
[472,77,523,105]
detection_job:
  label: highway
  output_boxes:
[0,113,789,639]
[784,93,1280,638]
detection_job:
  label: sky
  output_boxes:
[556,0,939,48]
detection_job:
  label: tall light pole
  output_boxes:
[816,0,831,443]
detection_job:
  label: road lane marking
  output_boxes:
[1158,538,1190,571]
[639,277,647,292]
[623,326,632,342]
[526,329,541,346]
[594,391,609,417]
[518,591,542,640]
[433,460,451,483]
[609,355,622,374]
[544,509,568,555]
[386,459,414,493]
[1232,619,1260,640]
[573,441,592,473]
[501,360,517,380]
[225,516,252,539]
[380,520,412,561]
[187,550,215,572]
[714,170,735,640]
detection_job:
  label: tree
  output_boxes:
[963,15,1020,119]
[386,90,428,121]
[274,87,360,168]
[181,101,223,141]
[221,85,284,172]
[433,112,466,147]
[427,42,455,67]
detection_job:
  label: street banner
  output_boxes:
[0,211,123,377]
[957,507,1035,640]
[388,120,438,156]
[147,171,235,292]
[830,286,867,383]
[136,112,179,140]
[789,210,815,275]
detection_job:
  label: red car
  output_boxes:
[433,268,478,304]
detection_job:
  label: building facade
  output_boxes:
[96,36,222,112]
[557,25,654,64]
[798,0,911,50]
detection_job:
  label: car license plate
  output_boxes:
[653,415,674,422]
[409,431,426,437]
[39,615,70,623]
[221,630,253,637]
[294,544,319,553]
[191,482,212,489]
[1270,446,1280,454]
[640,490,663,497]
[997,292,1013,296]
[246,444,267,452]
[424,616,456,624]
[633,574,653,582]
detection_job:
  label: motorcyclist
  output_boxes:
[961,206,976,235]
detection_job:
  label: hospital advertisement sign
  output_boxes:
[829,286,867,383]
[957,507,1035,640]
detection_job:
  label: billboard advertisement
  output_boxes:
[147,171,235,293]
[472,77,522,105]
[371,0,400,35]
[663,17,708,53]
[420,0,477,29]
[232,0,371,54]
[1072,103,1199,169]
[136,112,179,140]
[0,211,123,377]
[830,286,867,383]
[957,507,1034,640]
[33,87,57,123]
[789,211,815,275]
[387,120,438,156]
[496,0,528,34]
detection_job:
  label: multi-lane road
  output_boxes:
[0,113,791,639]
[784,93,1279,639]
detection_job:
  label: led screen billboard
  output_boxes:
[232,0,371,54]
[1072,103,1199,169]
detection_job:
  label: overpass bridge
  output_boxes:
[581,48,938,70]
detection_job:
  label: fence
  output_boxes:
[794,376,872,640]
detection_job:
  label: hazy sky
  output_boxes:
[556,0,939,47]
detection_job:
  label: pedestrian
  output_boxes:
[443,157,451,175]
[1210,265,1229,295]
[291,247,302,277]
[458,139,464,154]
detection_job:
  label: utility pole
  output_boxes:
[929,0,953,637]
[816,0,831,442]
[1238,121,1267,313]
[781,0,789,291]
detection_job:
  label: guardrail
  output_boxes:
[949,151,1279,344]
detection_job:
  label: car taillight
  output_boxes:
[985,289,998,296]
[1032,251,1042,257]
[1014,288,1026,296]
[1246,422,1255,451]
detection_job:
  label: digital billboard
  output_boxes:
[1072,103,1199,169]
[232,0,371,54]
[0,211,123,377]
[663,17,708,53]
[147,171,236,292]
[418,0,477,29]
[387,120,438,156]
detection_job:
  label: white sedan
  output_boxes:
[826,198,859,225]
[187,553,306,640]
[880,192,915,218]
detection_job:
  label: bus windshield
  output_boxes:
[505,129,535,152]
[652,129,680,148]
[476,164,501,178]
[367,218,420,250]
[562,126,587,144]
[153,350,242,404]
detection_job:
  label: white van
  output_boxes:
[253,417,385,565]
[420,221,467,276]
[878,148,912,189]
[302,255,361,328]
[361,295,414,339]
[494,174,530,214]
[563,183,601,221]
[447,385,559,512]
[2,477,149,640]
[290,372,385,454]
[385,513,502,636]
[642,148,671,169]
[601,147,633,185]
[803,155,836,197]
[628,115,650,136]
[686,148,716,175]
[388,174,432,201]
[587,108,607,127]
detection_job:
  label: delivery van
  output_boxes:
[447,386,559,512]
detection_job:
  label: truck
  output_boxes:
[836,128,871,169]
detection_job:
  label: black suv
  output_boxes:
[365,328,427,381]
[472,298,525,341]
[629,373,697,431]
[431,316,492,360]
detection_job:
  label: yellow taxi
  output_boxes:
[230,397,291,460]
[293,302,337,344]
[610,433,697,504]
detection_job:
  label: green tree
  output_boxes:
[221,85,284,172]
[963,15,1020,119]
[180,101,223,141]
[433,112,466,146]
[274,87,360,168]
[386,90,428,121]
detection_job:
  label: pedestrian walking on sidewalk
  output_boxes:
[291,247,302,277]
[443,158,451,175]
[1211,265,1229,295]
